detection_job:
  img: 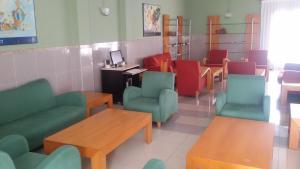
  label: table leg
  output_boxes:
[207,70,212,91]
[281,86,288,105]
[86,107,91,118]
[186,156,192,169]
[145,121,152,144]
[289,119,299,149]
[91,152,106,169]
[107,97,113,108]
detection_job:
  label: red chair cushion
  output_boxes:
[207,50,228,65]
[228,62,256,75]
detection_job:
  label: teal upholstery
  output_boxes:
[0,79,86,150]
[0,135,81,169]
[215,75,270,121]
[124,71,178,123]
[143,159,166,169]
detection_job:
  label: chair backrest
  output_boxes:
[227,75,265,105]
[175,60,201,96]
[0,151,16,169]
[0,79,56,125]
[282,71,300,83]
[284,63,300,71]
[143,53,173,72]
[228,61,256,75]
[207,50,228,64]
[142,71,175,98]
[35,146,81,169]
[247,50,268,65]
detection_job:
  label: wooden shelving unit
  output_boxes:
[207,14,261,58]
[163,15,191,60]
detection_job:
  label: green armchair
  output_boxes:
[124,71,178,127]
[215,75,270,121]
[143,159,166,169]
[0,135,81,169]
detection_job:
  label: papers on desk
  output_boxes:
[124,69,147,75]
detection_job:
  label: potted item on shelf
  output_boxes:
[216,28,227,34]
[168,31,177,36]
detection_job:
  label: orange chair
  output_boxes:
[247,50,269,80]
[176,60,207,97]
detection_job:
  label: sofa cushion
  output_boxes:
[227,75,265,105]
[0,106,85,150]
[221,103,267,121]
[142,72,175,98]
[14,152,46,169]
[0,79,56,125]
[125,97,161,122]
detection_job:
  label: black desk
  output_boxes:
[101,65,147,103]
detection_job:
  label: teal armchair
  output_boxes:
[124,71,178,127]
[0,135,81,169]
[143,159,166,169]
[215,75,270,121]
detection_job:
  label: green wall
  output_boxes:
[2,0,78,51]
[186,0,261,35]
[1,0,261,51]
[121,0,187,40]
[2,0,186,51]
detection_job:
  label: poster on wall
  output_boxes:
[143,3,161,37]
[0,0,38,46]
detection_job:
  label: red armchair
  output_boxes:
[247,50,269,80]
[278,63,300,83]
[143,53,175,72]
[228,61,256,75]
[203,50,229,78]
[176,60,207,97]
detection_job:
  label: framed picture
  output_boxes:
[0,0,38,46]
[143,3,161,37]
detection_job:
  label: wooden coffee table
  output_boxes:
[83,91,113,117]
[289,104,300,149]
[186,117,275,169]
[44,108,152,169]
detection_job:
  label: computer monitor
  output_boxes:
[110,50,124,65]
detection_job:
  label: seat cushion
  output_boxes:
[0,106,85,150]
[220,103,267,121]
[13,152,46,169]
[124,97,161,122]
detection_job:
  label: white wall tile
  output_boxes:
[0,54,16,85]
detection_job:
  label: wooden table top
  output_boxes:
[187,117,275,169]
[45,108,151,155]
[83,91,112,101]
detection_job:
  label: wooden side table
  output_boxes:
[289,104,300,149]
[83,92,113,117]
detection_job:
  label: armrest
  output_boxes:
[263,95,270,121]
[159,89,178,114]
[143,159,166,169]
[0,135,29,159]
[215,92,227,115]
[55,92,86,107]
[35,145,81,169]
[0,152,16,169]
[123,86,142,105]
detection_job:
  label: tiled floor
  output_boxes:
[79,71,299,169]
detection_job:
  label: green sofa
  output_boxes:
[215,75,270,121]
[0,135,81,169]
[0,79,86,150]
[123,71,178,127]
